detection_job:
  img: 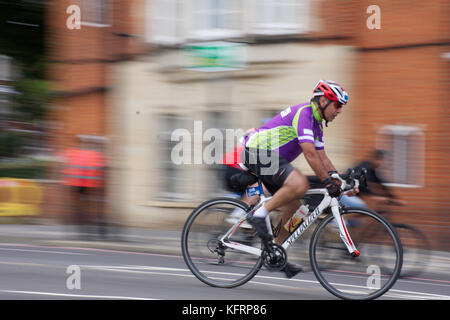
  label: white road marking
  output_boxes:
[0,248,92,255]
[0,290,155,300]
[80,265,450,300]
[386,289,450,300]
[0,243,448,300]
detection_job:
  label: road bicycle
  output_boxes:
[181,168,403,300]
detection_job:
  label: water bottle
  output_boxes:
[284,204,309,232]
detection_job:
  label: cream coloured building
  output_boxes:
[107,42,356,228]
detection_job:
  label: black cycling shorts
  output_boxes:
[241,147,294,195]
[218,165,258,193]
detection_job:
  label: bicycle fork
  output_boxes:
[330,198,360,257]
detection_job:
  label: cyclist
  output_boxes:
[340,149,406,210]
[241,80,358,278]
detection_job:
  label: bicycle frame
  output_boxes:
[219,188,359,257]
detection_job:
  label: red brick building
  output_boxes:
[321,0,450,250]
[46,0,145,147]
[44,0,146,220]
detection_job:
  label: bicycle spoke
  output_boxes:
[310,208,403,300]
[181,198,263,288]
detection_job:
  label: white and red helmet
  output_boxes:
[313,80,349,105]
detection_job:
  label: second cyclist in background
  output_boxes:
[340,149,406,210]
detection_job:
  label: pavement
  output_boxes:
[0,223,448,282]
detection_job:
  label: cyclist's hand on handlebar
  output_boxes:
[328,168,364,197]
[323,178,341,197]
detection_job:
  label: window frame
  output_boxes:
[0,55,12,81]
[147,0,311,45]
[190,0,244,41]
[79,0,112,28]
[250,0,310,36]
[156,114,194,201]
[148,0,184,45]
[376,125,425,188]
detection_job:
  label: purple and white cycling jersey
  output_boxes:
[245,101,324,163]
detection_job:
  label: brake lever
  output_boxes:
[331,168,355,192]
[346,169,356,190]
[354,167,367,188]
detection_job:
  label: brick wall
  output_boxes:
[354,2,450,250]
[44,0,147,219]
[355,0,448,49]
[319,0,450,250]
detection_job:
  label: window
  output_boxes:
[203,111,231,195]
[80,0,111,27]
[156,114,192,201]
[252,0,309,35]
[148,0,311,44]
[377,125,424,187]
[192,0,243,40]
[0,87,12,116]
[148,0,183,45]
[0,55,12,81]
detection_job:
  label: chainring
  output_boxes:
[262,243,287,271]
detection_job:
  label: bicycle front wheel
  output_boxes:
[309,207,403,300]
[393,223,430,278]
[181,197,263,288]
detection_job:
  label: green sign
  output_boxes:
[184,41,247,72]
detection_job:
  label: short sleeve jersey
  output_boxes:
[244,102,324,163]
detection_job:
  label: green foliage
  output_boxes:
[0,131,27,157]
[12,78,53,122]
[0,158,49,179]
[0,1,53,164]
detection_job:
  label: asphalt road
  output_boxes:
[0,243,448,301]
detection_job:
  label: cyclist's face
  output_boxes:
[325,101,343,122]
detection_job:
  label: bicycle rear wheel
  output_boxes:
[181,197,263,288]
[309,207,403,300]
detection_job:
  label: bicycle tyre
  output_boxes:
[309,207,403,300]
[393,223,430,278]
[181,197,263,288]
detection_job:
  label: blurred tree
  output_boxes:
[0,0,46,79]
[0,0,53,176]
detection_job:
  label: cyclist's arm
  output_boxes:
[300,142,329,181]
[362,165,396,199]
[372,170,396,198]
[317,149,337,173]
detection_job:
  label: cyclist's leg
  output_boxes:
[244,148,308,237]
[273,199,303,245]
[263,171,308,277]
[223,165,261,225]
[262,169,308,214]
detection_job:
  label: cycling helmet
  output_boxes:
[313,80,348,105]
